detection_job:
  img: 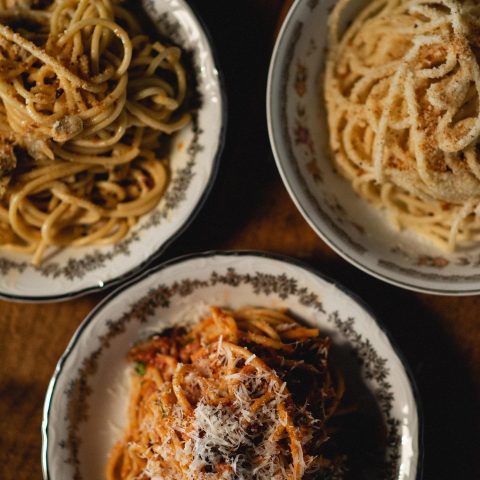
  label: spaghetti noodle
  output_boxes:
[0,0,190,265]
[107,307,346,480]
[325,0,480,251]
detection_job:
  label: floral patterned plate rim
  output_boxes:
[0,0,226,303]
[42,250,423,480]
[267,0,480,295]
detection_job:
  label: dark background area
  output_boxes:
[0,1,479,479]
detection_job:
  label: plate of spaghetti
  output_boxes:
[0,0,225,301]
[268,0,480,294]
[42,251,421,480]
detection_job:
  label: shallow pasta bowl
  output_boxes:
[0,0,225,302]
[42,251,422,479]
[267,0,480,295]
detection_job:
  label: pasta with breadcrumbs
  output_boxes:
[325,0,480,251]
[0,0,191,265]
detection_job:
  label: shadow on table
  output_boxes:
[165,0,284,249]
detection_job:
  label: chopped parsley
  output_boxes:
[134,361,146,376]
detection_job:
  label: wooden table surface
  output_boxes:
[1,1,479,479]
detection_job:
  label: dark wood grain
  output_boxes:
[1,1,479,479]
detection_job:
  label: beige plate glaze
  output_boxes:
[267,0,480,295]
[42,252,422,480]
[0,0,226,302]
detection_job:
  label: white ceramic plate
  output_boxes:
[42,251,422,480]
[267,0,480,295]
[0,0,226,302]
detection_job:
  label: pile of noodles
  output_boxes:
[0,0,190,264]
[107,307,348,480]
[325,0,480,251]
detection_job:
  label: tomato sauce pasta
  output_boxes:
[107,307,346,480]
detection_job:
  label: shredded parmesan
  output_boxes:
[141,354,293,479]
[110,307,342,479]
[245,353,256,365]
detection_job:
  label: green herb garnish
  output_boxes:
[134,361,146,376]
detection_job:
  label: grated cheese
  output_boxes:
[142,361,297,479]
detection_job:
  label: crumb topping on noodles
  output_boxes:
[0,0,191,265]
[107,307,347,480]
[325,0,480,251]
